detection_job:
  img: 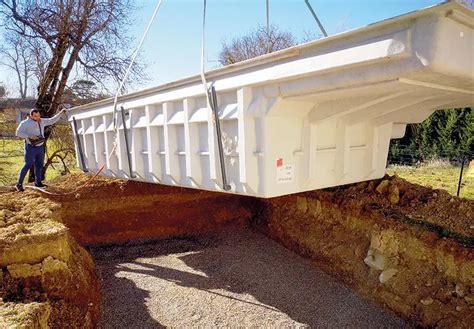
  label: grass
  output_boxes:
[387,163,474,199]
[0,138,78,186]
[0,112,79,186]
[0,139,24,185]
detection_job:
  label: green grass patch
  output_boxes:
[0,139,24,185]
[0,138,78,186]
[387,164,473,199]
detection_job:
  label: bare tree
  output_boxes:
[61,79,109,108]
[0,0,146,181]
[219,25,297,66]
[0,32,36,98]
[28,38,50,88]
[43,124,76,176]
[0,0,145,118]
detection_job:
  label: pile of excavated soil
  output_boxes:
[305,175,473,242]
[42,173,245,201]
[0,190,101,327]
[256,175,473,327]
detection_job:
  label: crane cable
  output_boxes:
[266,0,270,53]
[199,0,210,96]
[112,0,164,132]
[304,0,328,37]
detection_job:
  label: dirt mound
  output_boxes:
[0,190,61,235]
[0,190,101,327]
[306,175,473,243]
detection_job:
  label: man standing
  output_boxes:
[15,108,65,192]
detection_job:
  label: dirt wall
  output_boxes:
[0,191,101,328]
[53,175,258,246]
[254,176,474,327]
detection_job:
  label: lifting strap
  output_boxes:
[200,0,231,191]
[209,86,231,191]
[72,116,88,172]
[120,106,135,178]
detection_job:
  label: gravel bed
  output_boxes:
[92,228,407,328]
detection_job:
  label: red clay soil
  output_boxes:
[304,175,473,241]
[45,174,260,246]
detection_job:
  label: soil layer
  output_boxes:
[0,190,101,327]
[50,174,259,246]
[254,175,474,327]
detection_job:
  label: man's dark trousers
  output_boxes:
[17,143,44,186]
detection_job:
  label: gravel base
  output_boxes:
[91,228,407,328]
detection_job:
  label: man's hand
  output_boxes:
[60,108,69,120]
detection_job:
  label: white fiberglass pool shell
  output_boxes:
[68,2,474,198]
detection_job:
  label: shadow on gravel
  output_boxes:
[97,271,164,329]
[92,228,406,328]
[92,235,219,328]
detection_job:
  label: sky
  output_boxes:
[132,0,442,88]
[0,0,447,97]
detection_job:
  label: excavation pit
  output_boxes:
[1,173,472,327]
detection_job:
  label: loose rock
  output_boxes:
[364,249,387,271]
[388,185,400,205]
[455,283,465,298]
[379,268,398,284]
[376,180,390,194]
